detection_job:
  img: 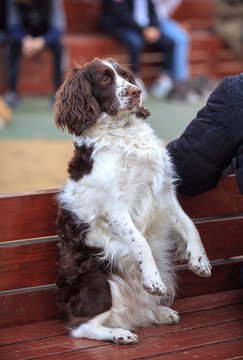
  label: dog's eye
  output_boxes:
[100,76,111,85]
[123,73,130,81]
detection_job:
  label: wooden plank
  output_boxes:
[0,262,241,327]
[180,175,243,219]
[196,217,243,260]
[1,306,243,359]
[175,288,243,313]
[148,339,243,360]
[0,216,242,292]
[6,319,241,360]
[178,263,243,298]
[0,289,56,328]
[0,241,58,291]
[0,319,66,346]
[1,290,242,346]
[0,176,242,243]
[0,189,57,242]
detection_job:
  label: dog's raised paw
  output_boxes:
[188,253,212,277]
[112,329,138,345]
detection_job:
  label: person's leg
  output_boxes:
[152,32,175,75]
[113,28,144,75]
[160,19,190,82]
[48,40,64,91]
[8,40,22,93]
[5,39,22,108]
[150,33,175,98]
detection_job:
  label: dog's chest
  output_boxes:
[111,127,170,197]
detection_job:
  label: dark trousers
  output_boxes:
[8,39,64,93]
[111,28,175,76]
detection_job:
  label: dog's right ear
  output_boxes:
[54,66,101,135]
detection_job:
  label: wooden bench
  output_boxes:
[0,175,243,359]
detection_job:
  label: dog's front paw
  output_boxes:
[187,248,212,277]
[142,275,167,296]
[112,329,138,345]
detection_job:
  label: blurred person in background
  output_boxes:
[153,0,191,100]
[0,0,12,127]
[101,0,175,99]
[215,0,243,56]
[5,0,66,109]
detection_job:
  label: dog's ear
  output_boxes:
[136,105,151,119]
[54,66,101,135]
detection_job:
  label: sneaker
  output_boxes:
[4,91,20,109]
[150,75,173,99]
[135,77,148,101]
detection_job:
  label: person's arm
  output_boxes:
[167,77,234,196]
[43,0,66,46]
[6,0,26,42]
[102,0,144,33]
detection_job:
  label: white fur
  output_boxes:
[59,61,211,344]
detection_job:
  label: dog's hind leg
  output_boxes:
[71,311,138,344]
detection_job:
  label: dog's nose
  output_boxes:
[127,85,142,97]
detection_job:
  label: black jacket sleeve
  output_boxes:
[101,0,160,33]
[167,77,235,196]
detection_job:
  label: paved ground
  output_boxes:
[0,95,205,193]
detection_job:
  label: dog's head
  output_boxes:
[54,58,150,135]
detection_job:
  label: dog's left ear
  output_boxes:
[54,66,101,135]
[136,105,151,119]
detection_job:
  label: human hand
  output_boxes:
[22,35,45,57]
[143,27,161,44]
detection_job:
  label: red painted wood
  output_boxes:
[0,189,57,242]
[0,289,56,328]
[179,175,243,219]
[196,217,243,260]
[0,241,58,291]
[178,263,242,298]
[1,176,242,243]
[10,320,242,360]
[0,217,242,292]
[1,303,242,359]
[0,290,242,345]
[148,339,243,360]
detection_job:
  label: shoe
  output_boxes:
[135,77,148,101]
[4,91,20,109]
[150,75,173,99]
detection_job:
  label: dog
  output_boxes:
[54,58,211,345]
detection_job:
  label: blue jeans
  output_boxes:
[112,28,175,76]
[159,19,190,82]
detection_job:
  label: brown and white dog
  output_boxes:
[54,58,211,344]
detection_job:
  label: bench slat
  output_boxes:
[0,189,57,242]
[1,301,243,359]
[0,288,56,328]
[9,319,242,360]
[1,263,241,327]
[1,216,242,292]
[1,289,242,345]
[0,241,58,291]
[0,176,242,243]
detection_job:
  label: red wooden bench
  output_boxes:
[0,174,242,359]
